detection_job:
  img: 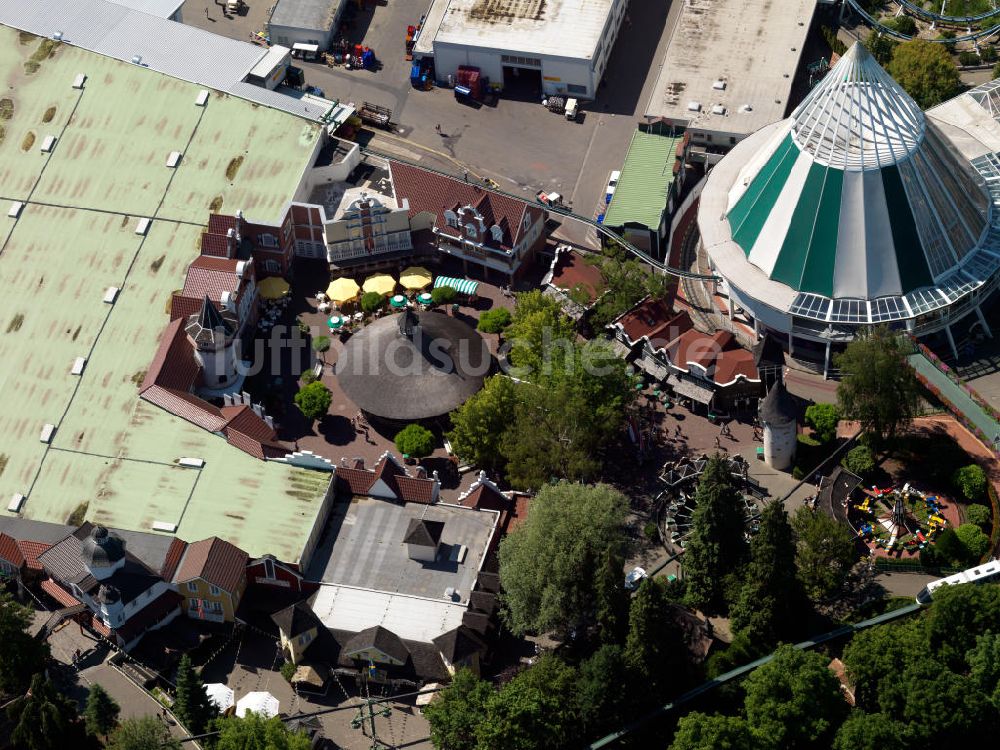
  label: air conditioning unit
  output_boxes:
[135,218,150,235]
[687,101,701,112]
[166,151,182,168]
[131,55,142,65]
[8,202,23,218]
[40,424,56,444]
[71,356,87,375]
[53,31,63,41]
[195,90,210,106]
[72,73,86,89]
[712,104,727,115]
[8,493,25,513]
[712,79,726,90]
[40,135,57,153]
[235,260,248,277]
[178,457,205,468]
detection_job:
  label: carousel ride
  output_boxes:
[849,483,949,556]
[658,455,762,551]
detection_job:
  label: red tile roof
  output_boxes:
[161,538,187,581]
[173,537,248,594]
[549,250,605,302]
[207,214,240,235]
[140,319,200,393]
[667,329,759,386]
[458,475,509,513]
[389,161,542,252]
[334,453,438,503]
[141,386,227,432]
[0,533,25,568]
[614,298,690,349]
[509,493,531,532]
[200,232,233,258]
[18,540,54,571]
[182,257,242,302]
[222,405,285,460]
[334,466,376,495]
[396,476,436,504]
[40,578,82,608]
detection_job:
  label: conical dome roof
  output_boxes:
[724,43,990,302]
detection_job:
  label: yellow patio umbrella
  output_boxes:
[362,273,396,297]
[326,277,360,303]
[258,276,290,300]
[399,266,433,291]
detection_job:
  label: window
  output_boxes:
[187,581,198,593]
[490,225,504,243]
[523,213,531,230]
[209,584,220,596]
[213,601,223,612]
[298,631,312,646]
[465,224,477,239]
[567,84,586,95]
[258,233,278,248]
[265,259,280,274]
[189,598,199,610]
[263,558,275,579]
[443,210,458,227]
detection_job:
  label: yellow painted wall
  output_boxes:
[180,576,242,622]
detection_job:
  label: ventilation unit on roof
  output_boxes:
[195,90,210,106]
[235,260,248,277]
[221,291,234,310]
[178,457,205,468]
[8,493,25,513]
[39,424,56,444]
[72,73,86,89]
[739,103,753,112]
[131,55,142,65]
[104,286,120,304]
[52,31,63,41]
[166,151,182,168]
[151,521,177,533]
[71,356,87,376]
[713,79,726,90]
[449,544,468,564]
[712,104,727,115]
[687,101,701,112]
[40,135,56,153]
[8,202,23,218]
[135,218,150,235]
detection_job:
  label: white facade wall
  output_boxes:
[762,420,796,471]
[268,21,338,51]
[432,44,596,98]
[407,543,437,562]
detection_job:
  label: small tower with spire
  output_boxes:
[185,295,239,389]
[759,380,798,471]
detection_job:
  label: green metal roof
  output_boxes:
[603,129,682,230]
[0,29,328,563]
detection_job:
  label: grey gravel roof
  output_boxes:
[270,0,342,30]
[0,517,74,544]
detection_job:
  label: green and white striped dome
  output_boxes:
[725,43,990,301]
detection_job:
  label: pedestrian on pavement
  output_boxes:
[435,123,442,134]
[675,425,682,438]
[205,6,209,18]
[714,436,721,448]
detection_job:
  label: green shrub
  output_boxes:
[966,503,992,530]
[805,403,840,444]
[643,521,658,540]
[360,291,385,314]
[956,522,991,561]
[792,466,805,480]
[300,369,317,385]
[842,445,876,479]
[953,464,988,500]
[394,423,435,458]
[431,285,457,305]
[959,51,980,67]
[477,307,512,334]
[888,14,916,36]
[981,46,998,63]
[994,61,1000,79]
[280,661,296,683]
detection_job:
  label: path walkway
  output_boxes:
[908,352,1000,441]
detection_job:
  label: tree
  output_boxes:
[729,502,801,646]
[925,582,1000,670]
[214,713,312,750]
[791,507,858,602]
[498,482,628,635]
[424,669,492,750]
[743,645,848,749]
[0,589,50,694]
[84,684,120,737]
[293,381,331,421]
[668,712,754,750]
[624,578,688,695]
[310,335,330,362]
[888,39,960,109]
[8,673,87,750]
[475,655,580,750]
[967,632,1000,708]
[394,423,435,458]
[576,644,630,735]
[804,403,840,444]
[831,712,908,750]
[477,307,512,334]
[842,618,929,710]
[360,291,385,314]
[588,251,674,328]
[842,444,876,478]
[953,464,988,501]
[447,375,519,474]
[173,654,215,735]
[505,290,576,380]
[107,717,181,750]
[966,503,992,530]
[431,285,457,305]
[956,522,991,562]
[682,456,748,613]
[864,32,898,66]
[835,326,920,448]
[594,546,629,645]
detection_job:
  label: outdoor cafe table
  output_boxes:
[327,315,345,330]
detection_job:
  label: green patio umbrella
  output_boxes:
[327,315,345,330]
[417,292,433,305]
[389,294,408,309]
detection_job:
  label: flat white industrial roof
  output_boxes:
[645,0,815,137]
[0,0,330,121]
[310,584,467,643]
[249,45,291,79]
[420,0,615,60]
[105,0,184,18]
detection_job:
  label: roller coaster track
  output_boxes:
[586,602,924,749]
[845,0,1000,42]
[895,0,1000,24]
[359,145,720,281]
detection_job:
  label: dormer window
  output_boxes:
[465,224,477,239]
[258,233,278,248]
[523,213,531,230]
[443,210,458,227]
[490,225,504,243]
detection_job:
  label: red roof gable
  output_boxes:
[615,297,689,349]
[334,454,438,502]
[140,319,200,393]
[396,475,436,504]
[182,257,243,302]
[549,250,605,302]
[0,533,25,568]
[173,537,248,593]
[335,466,377,495]
[207,214,240,236]
[40,578,81,608]
[221,405,285,460]
[666,329,758,386]
[200,232,233,258]
[389,161,542,252]
[161,538,187,581]
[19,540,54,571]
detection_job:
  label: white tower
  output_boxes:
[760,380,797,471]
[186,296,239,389]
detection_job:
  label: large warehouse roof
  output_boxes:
[106,0,184,17]
[645,0,815,137]
[421,0,615,59]
[0,0,330,121]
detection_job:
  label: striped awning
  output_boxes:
[434,276,479,295]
